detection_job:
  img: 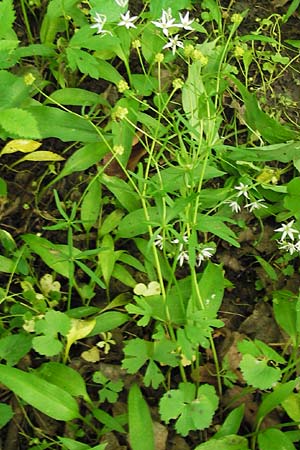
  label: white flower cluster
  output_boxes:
[275,220,300,255]
[90,0,137,35]
[152,9,194,55]
[226,182,267,214]
[90,4,194,56]
[154,232,214,268]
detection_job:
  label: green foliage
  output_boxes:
[159,382,219,436]
[0,402,14,428]
[0,364,81,420]
[128,384,155,450]
[0,0,299,447]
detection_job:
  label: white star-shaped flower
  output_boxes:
[227,200,241,213]
[118,10,138,29]
[275,220,299,241]
[90,13,110,35]
[244,199,267,212]
[163,34,184,55]
[152,8,176,36]
[234,182,250,199]
[178,11,194,30]
[196,247,214,267]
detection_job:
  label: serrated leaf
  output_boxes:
[0,108,41,139]
[240,354,281,389]
[0,364,80,421]
[0,333,32,366]
[32,334,62,357]
[128,384,155,450]
[1,139,41,155]
[122,338,150,373]
[0,0,16,39]
[160,383,218,436]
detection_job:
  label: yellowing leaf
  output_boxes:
[14,151,64,164]
[134,281,161,296]
[1,139,41,155]
[64,318,96,363]
[81,346,100,362]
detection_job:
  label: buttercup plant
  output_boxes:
[0,1,300,449]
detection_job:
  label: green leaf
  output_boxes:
[122,338,150,373]
[255,255,278,281]
[32,334,63,357]
[194,435,250,450]
[36,362,91,403]
[0,364,80,420]
[54,142,109,184]
[0,108,41,139]
[214,405,245,438]
[224,141,300,163]
[128,384,155,450]
[197,262,224,316]
[81,177,102,233]
[0,403,14,429]
[0,71,30,109]
[59,437,107,450]
[229,75,298,144]
[88,311,129,336]
[99,234,116,287]
[160,383,218,436]
[281,392,300,422]
[24,105,101,142]
[273,291,298,344]
[48,88,103,106]
[100,174,141,212]
[35,310,71,336]
[66,47,101,79]
[284,177,300,219]
[22,234,81,278]
[0,255,15,273]
[0,333,32,366]
[112,263,137,288]
[257,379,298,423]
[117,207,160,238]
[196,215,240,247]
[0,177,7,196]
[92,408,125,434]
[240,354,282,390]
[258,428,296,450]
[0,0,16,39]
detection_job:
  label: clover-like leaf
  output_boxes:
[159,382,218,436]
[240,354,282,390]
